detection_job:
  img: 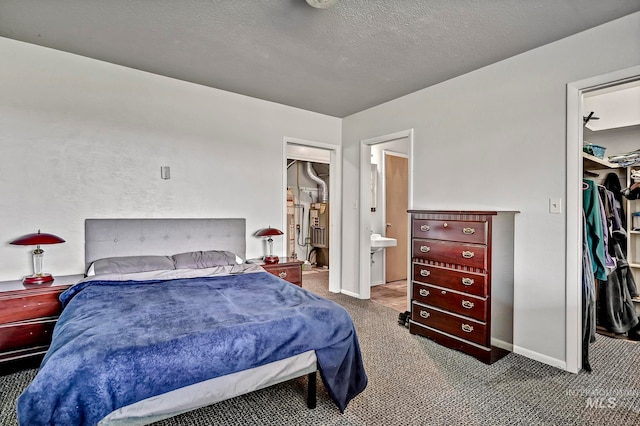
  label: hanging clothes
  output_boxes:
[583,178,640,334]
[603,172,626,229]
[597,233,640,334]
[582,211,596,372]
[597,185,616,269]
[583,179,608,280]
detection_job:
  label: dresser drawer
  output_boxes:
[411,302,487,346]
[412,239,486,269]
[412,263,487,297]
[0,318,57,353]
[412,283,487,321]
[265,263,302,286]
[413,219,487,244]
[0,291,63,324]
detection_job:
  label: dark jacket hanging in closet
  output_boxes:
[583,179,639,334]
[582,211,596,372]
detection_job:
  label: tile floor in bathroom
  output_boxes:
[303,267,408,313]
[370,279,408,312]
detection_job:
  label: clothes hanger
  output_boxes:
[583,181,590,190]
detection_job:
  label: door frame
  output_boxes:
[566,65,640,373]
[383,149,409,285]
[283,137,342,294]
[359,129,414,299]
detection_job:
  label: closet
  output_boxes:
[582,153,640,330]
[581,83,640,371]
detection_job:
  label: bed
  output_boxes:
[17,218,367,425]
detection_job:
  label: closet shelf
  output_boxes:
[583,152,620,170]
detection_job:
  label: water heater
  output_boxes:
[309,202,329,266]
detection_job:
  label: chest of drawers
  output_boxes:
[408,210,517,364]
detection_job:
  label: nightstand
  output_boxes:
[0,274,83,369]
[248,258,303,287]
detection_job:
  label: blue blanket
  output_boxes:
[17,272,367,425]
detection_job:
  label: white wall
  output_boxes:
[0,37,341,281]
[584,125,640,156]
[341,12,640,366]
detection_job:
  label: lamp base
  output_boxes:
[23,274,54,285]
[263,255,279,264]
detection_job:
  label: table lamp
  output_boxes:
[255,226,284,264]
[10,229,65,284]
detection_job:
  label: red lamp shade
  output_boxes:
[10,231,65,246]
[10,230,65,284]
[255,227,283,264]
[255,227,284,238]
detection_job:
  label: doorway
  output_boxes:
[384,151,409,284]
[566,65,640,373]
[359,129,413,301]
[284,138,341,294]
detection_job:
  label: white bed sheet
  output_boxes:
[99,350,317,425]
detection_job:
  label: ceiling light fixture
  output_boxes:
[306,0,339,9]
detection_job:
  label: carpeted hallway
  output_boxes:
[1,270,639,425]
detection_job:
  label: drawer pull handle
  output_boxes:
[461,277,474,286]
[461,324,474,333]
[419,289,430,297]
[462,251,474,259]
[420,310,430,319]
[462,227,475,235]
[419,269,431,277]
[443,222,448,228]
[420,246,431,253]
[462,300,475,309]
[279,272,287,279]
[420,225,430,231]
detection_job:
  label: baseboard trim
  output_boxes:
[513,345,567,371]
[341,289,361,298]
[491,338,513,352]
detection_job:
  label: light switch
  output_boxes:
[549,197,561,214]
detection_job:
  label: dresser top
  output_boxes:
[408,210,519,215]
[0,274,84,294]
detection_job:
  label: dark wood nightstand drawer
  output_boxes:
[264,263,302,287]
[0,291,64,324]
[0,318,57,353]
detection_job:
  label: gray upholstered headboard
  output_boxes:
[85,218,246,269]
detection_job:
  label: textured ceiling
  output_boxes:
[1,0,639,117]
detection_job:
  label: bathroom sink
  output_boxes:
[370,234,397,253]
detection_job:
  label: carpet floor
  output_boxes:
[2,271,640,425]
